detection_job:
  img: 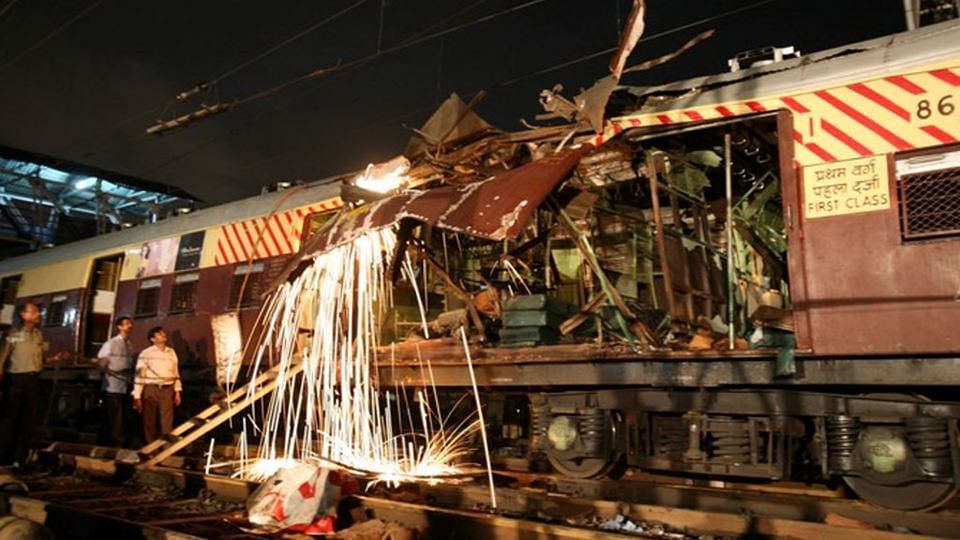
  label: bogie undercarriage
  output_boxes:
[521,388,960,511]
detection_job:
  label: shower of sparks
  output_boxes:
[236,228,481,485]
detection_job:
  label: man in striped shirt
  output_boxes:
[132,326,182,444]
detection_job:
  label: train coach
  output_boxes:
[0,180,342,431]
[1,18,959,512]
[354,20,960,511]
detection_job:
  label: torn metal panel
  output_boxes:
[609,0,646,79]
[305,146,592,257]
[620,19,960,115]
[405,92,494,156]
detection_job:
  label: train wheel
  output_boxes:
[543,411,624,479]
[840,393,956,511]
[844,476,955,511]
[546,451,622,479]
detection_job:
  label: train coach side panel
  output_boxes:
[795,154,960,355]
[114,258,289,369]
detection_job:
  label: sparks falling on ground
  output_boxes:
[238,228,482,486]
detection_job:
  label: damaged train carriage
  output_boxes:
[355,20,960,511]
[0,181,345,433]
[0,18,958,513]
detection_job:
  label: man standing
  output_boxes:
[96,316,134,447]
[132,326,182,444]
[0,302,50,466]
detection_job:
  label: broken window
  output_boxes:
[381,113,792,355]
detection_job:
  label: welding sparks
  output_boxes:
[238,227,481,485]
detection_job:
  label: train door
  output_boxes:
[0,274,21,328]
[82,254,123,358]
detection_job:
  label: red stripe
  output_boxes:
[261,217,283,255]
[930,69,960,87]
[885,75,925,95]
[684,110,703,121]
[746,101,766,112]
[308,205,319,213]
[214,253,221,266]
[254,219,277,257]
[628,118,641,127]
[805,142,836,162]
[295,209,305,219]
[594,134,604,146]
[716,106,734,117]
[241,220,262,258]
[792,128,839,161]
[921,125,957,144]
[272,215,295,252]
[216,237,229,265]
[781,96,809,113]
[815,90,912,150]
[283,212,294,225]
[229,223,250,260]
[820,119,872,156]
[611,121,623,135]
[222,226,241,262]
[656,114,672,124]
[848,83,910,121]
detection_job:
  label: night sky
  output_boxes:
[0,0,905,204]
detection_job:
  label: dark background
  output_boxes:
[0,0,904,204]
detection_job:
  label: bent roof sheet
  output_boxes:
[305,146,591,257]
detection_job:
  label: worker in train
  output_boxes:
[132,326,182,444]
[0,302,67,467]
[96,316,134,448]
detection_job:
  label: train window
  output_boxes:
[45,295,67,327]
[229,261,264,309]
[0,275,20,326]
[135,278,162,318]
[169,272,200,314]
[896,147,960,241]
[0,275,20,305]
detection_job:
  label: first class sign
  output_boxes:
[803,155,890,219]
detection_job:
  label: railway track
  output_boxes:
[0,445,957,538]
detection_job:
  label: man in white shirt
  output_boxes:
[96,316,134,447]
[132,326,182,444]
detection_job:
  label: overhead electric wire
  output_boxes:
[74,0,547,160]
[146,0,781,181]
[0,0,107,71]
[206,0,369,88]
[57,0,370,167]
[0,0,20,19]
[395,0,490,46]
[64,0,779,191]
[495,0,779,88]
[215,0,557,109]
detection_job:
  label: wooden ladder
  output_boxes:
[138,360,304,469]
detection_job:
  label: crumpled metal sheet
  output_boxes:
[305,146,591,257]
[609,0,646,79]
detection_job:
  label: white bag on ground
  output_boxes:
[246,463,331,530]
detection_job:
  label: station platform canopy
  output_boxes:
[0,144,197,259]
